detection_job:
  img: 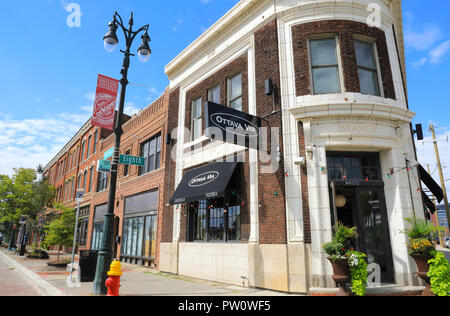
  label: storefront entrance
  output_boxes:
[327,152,395,283]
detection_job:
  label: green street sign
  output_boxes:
[120,154,145,167]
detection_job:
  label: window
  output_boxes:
[228,73,242,111]
[86,136,91,159]
[83,170,87,193]
[97,171,109,192]
[188,197,241,242]
[309,37,341,94]
[354,39,381,96]
[78,174,83,190]
[139,134,162,176]
[91,204,107,250]
[123,150,131,177]
[191,98,202,141]
[81,141,86,162]
[78,206,90,246]
[208,85,221,104]
[93,130,98,154]
[88,167,94,193]
[326,152,381,181]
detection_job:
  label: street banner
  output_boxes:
[92,74,119,131]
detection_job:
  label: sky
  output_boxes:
[0,0,449,196]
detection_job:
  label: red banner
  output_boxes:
[92,74,119,131]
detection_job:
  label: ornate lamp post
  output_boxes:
[92,11,151,295]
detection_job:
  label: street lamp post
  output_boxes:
[92,11,151,295]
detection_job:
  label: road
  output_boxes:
[0,252,43,296]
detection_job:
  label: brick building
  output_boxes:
[42,0,441,295]
[159,0,438,294]
[43,92,169,267]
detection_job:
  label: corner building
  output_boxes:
[161,0,426,293]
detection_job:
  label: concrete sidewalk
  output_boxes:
[0,248,298,296]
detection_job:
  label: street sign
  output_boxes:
[97,159,111,173]
[120,154,145,167]
[104,147,115,160]
[75,190,84,202]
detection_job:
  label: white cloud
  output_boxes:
[405,24,442,52]
[84,92,96,102]
[429,39,450,64]
[0,110,90,177]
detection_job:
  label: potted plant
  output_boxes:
[402,218,444,296]
[323,223,363,296]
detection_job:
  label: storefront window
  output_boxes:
[120,190,159,265]
[91,204,107,250]
[188,197,241,243]
[78,205,90,246]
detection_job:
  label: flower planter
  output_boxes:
[410,253,435,296]
[328,258,352,296]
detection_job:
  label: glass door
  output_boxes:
[355,186,395,283]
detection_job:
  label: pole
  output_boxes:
[430,124,450,233]
[92,15,132,296]
[406,158,417,221]
[70,201,81,282]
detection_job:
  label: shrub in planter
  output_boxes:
[323,223,363,296]
[427,252,450,297]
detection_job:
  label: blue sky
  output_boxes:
[0,0,449,189]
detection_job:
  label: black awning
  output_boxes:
[170,162,238,205]
[422,192,437,214]
[418,164,444,203]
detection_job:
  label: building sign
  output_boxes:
[119,155,145,167]
[97,159,111,173]
[204,102,262,150]
[188,171,220,188]
[92,74,119,131]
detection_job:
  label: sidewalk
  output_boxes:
[0,248,298,296]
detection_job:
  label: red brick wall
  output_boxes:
[292,20,396,100]
[255,19,287,245]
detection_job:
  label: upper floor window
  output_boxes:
[354,39,381,96]
[88,167,94,193]
[86,136,91,159]
[81,141,86,162]
[191,97,202,141]
[228,73,242,111]
[208,85,221,104]
[123,150,131,177]
[139,134,162,176]
[309,37,341,95]
[93,130,98,154]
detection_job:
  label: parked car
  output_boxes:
[444,237,450,249]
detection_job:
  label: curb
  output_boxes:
[0,250,67,296]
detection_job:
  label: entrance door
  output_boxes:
[332,181,395,283]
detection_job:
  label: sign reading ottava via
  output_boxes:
[204,102,262,150]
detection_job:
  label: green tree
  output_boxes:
[41,204,76,262]
[0,168,56,246]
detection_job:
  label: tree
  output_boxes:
[0,168,56,247]
[41,203,76,263]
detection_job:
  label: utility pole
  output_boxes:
[429,124,450,233]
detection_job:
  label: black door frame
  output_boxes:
[331,180,395,283]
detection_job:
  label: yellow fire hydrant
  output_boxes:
[105,259,122,296]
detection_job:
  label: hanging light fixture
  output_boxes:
[335,195,347,208]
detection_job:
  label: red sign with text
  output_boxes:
[92,74,119,131]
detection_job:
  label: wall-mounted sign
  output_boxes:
[119,155,145,167]
[204,102,262,150]
[92,74,119,131]
[97,159,111,173]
